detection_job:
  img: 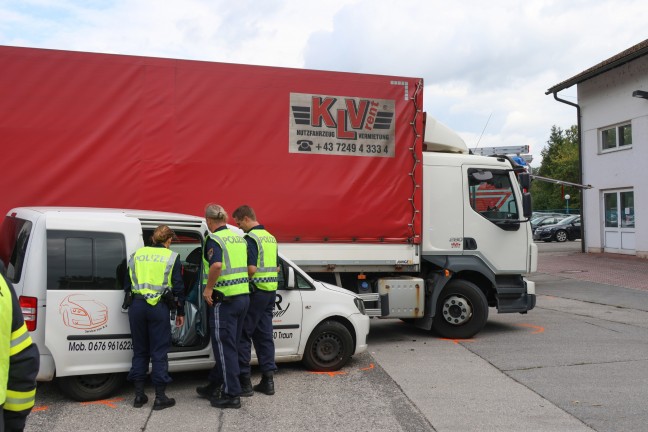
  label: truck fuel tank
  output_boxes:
[377,276,425,318]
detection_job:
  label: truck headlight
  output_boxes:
[354,297,366,315]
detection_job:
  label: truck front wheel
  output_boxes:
[57,373,125,402]
[432,280,488,339]
[302,321,353,372]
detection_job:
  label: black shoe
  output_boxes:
[133,394,148,408]
[239,375,254,397]
[153,395,176,410]
[196,382,221,399]
[153,384,176,410]
[210,394,241,409]
[133,380,148,408]
[253,374,275,396]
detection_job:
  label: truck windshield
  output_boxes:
[0,216,33,283]
[468,169,519,223]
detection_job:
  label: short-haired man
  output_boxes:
[232,205,279,396]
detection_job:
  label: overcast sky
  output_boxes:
[1,0,646,166]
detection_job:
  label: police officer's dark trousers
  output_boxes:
[239,289,277,376]
[128,298,173,385]
[208,294,250,397]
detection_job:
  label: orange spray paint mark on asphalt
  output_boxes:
[80,397,124,408]
[441,338,475,344]
[310,370,347,377]
[360,363,375,371]
[516,323,545,334]
[32,406,49,412]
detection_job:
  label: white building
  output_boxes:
[547,39,648,258]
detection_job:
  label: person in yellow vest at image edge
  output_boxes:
[196,204,250,409]
[232,205,279,397]
[0,264,40,432]
[124,225,185,410]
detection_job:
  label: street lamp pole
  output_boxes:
[565,194,571,214]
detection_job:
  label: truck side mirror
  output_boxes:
[522,192,532,219]
[518,172,531,191]
[287,266,296,289]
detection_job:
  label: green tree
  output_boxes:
[532,125,580,213]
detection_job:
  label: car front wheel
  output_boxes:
[302,321,353,372]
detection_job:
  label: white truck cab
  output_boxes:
[0,207,369,401]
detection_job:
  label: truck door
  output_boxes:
[44,214,143,377]
[462,166,529,273]
[269,258,304,358]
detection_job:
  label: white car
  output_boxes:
[1,207,369,401]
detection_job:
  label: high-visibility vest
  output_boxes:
[247,229,278,292]
[1,276,37,413]
[128,246,178,306]
[0,277,10,407]
[203,229,249,297]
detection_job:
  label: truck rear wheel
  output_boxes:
[57,373,125,402]
[302,321,353,372]
[432,280,488,339]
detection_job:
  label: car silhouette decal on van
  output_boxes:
[59,294,108,330]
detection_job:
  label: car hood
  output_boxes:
[317,281,359,299]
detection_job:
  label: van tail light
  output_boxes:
[20,296,38,331]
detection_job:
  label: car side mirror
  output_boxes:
[287,266,296,289]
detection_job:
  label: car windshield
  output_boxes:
[557,216,578,225]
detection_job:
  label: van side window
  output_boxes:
[277,259,313,290]
[47,230,127,290]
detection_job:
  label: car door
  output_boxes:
[568,217,582,239]
[265,257,304,360]
[44,214,143,377]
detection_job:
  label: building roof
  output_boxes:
[546,38,648,95]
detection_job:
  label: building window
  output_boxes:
[603,190,635,229]
[604,193,618,227]
[620,191,635,228]
[601,123,632,152]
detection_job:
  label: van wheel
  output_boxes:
[57,373,125,402]
[432,280,488,339]
[302,321,353,372]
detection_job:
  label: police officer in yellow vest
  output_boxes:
[1,268,39,432]
[126,225,185,411]
[232,205,279,397]
[197,204,250,409]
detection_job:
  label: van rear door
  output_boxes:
[44,213,143,377]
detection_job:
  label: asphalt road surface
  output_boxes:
[25,241,648,432]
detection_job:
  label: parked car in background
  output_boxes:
[531,212,568,219]
[533,215,581,242]
[530,215,568,232]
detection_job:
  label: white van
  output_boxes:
[0,207,369,401]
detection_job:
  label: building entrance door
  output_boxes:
[603,190,635,254]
